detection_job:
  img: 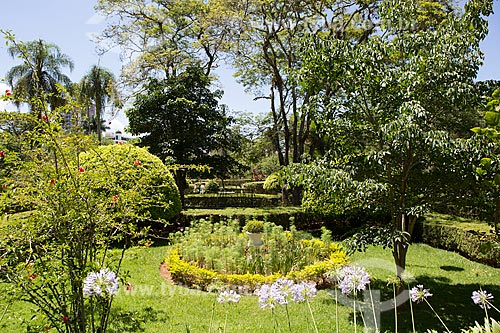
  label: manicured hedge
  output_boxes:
[415,213,499,267]
[242,181,278,194]
[184,193,281,208]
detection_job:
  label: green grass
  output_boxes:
[424,212,494,233]
[2,242,499,332]
[350,244,500,333]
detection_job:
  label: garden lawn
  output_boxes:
[1,242,499,332]
[350,244,500,333]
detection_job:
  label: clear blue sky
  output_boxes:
[1,0,499,131]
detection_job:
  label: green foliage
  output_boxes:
[79,144,182,222]
[244,219,264,233]
[203,179,220,194]
[79,65,121,142]
[0,32,154,333]
[184,193,281,209]
[5,38,74,113]
[471,89,500,238]
[126,67,238,168]
[462,318,500,333]
[290,0,494,278]
[263,173,281,193]
[0,122,139,332]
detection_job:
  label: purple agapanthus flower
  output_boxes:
[291,281,317,302]
[83,268,119,298]
[217,290,241,304]
[409,285,433,303]
[471,290,494,309]
[338,265,371,295]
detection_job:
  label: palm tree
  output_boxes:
[6,39,74,115]
[80,65,120,143]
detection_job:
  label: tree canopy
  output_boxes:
[6,39,74,115]
[80,65,121,142]
[283,0,494,281]
[126,66,236,165]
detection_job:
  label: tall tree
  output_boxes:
[80,65,121,143]
[95,0,236,84]
[126,66,240,206]
[289,0,492,286]
[6,39,74,116]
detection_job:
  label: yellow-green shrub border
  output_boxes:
[164,243,348,291]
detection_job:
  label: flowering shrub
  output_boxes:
[0,32,149,333]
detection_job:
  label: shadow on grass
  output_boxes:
[320,278,500,333]
[108,306,168,333]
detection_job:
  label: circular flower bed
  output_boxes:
[165,219,348,292]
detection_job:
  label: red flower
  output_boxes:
[5,89,12,97]
[134,159,141,166]
[29,273,37,280]
[50,179,56,185]
[0,151,4,158]
[61,315,69,323]
[118,141,123,145]
[41,115,48,121]
[77,166,85,173]
[112,195,119,203]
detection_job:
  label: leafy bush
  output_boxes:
[204,179,220,193]
[263,173,281,192]
[80,144,181,222]
[242,181,279,194]
[244,219,264,233]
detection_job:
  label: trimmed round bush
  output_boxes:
[80,144,181,222]
[204,179,220,193]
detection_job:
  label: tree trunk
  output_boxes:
[281,182,289,206]
[494,196,500,239]
[173,169,187,209]
[96,99,102,144]
[270,86,285,166]
[290,186,302,206]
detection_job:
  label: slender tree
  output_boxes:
[80,65,121,143]
[6,39,74,116]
